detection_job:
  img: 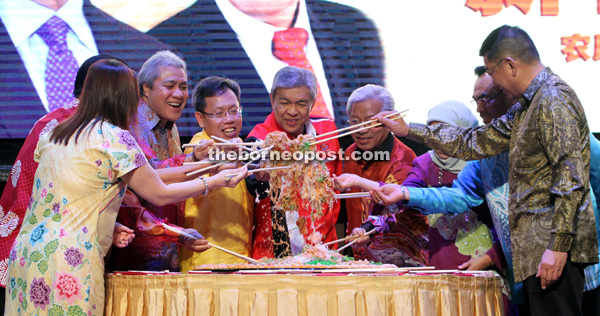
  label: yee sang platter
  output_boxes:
[194,245,397,270]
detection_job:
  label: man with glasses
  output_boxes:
[471,66,512,124]
[177,76,256,271]
[373,25,597,315]
[247,66,342,259]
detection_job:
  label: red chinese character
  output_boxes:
[540,0,559,16]
[504,0,532,14]
[465,0,504,16]
[561,34,591,62]
[593,35,600,61]
[466,0,558,15]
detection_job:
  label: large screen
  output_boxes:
[1,0,599,140]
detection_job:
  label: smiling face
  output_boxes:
[483,56,519,102]
[348,98,388,151]
[195,88,243,140]
[271,86,313,137]
[142,66,188,124]
[472,74,510,124]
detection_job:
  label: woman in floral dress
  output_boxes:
[4,59,247,316]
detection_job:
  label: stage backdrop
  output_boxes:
[2,0,599,139]
[91,0,600,130]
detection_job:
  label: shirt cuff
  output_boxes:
[548,234,574,252]
[407,122,428,143]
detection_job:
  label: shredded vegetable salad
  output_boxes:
[262,132,336,233]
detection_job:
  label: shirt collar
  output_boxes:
[138,101,162,131]
[216,0,311,38]
[0,0,93,50]
[521,67,553,104]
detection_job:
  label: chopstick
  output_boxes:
[161,223,262,265]
[315,110,408,139]
[311,114,406,146]
[184,145,274,177]
[334,192,371,199]
[224,165,292,179]
[185,161,228,177]
[207,242,262,265]
[211,135,262,151]
[336,228,378,252]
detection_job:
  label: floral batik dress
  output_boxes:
[5,120,147,316]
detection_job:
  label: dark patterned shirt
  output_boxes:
[407,68,598,282]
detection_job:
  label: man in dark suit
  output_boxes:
[148,0,385,139]
[0,0,171,139]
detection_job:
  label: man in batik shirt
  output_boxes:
[108,51,211,271]
[374,25,597,315]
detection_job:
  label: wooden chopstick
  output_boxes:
[224,165,292,179]
[185,161,228,177]
[334,192,371,199]
[311,114,406,146]
[315,110,407,139]
[336,228,378,252]
[211,135,262,151]
[161,223,262,265]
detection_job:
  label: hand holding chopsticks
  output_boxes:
[311,111,407,146]
[336,228,378,252]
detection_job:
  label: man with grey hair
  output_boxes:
[247,66,342,259]
[332,84,421,263]
[108,50,213,272]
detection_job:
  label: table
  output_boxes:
[104,272,504,316]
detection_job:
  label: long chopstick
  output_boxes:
[161,223,262,265]
[325,227,378,247]
[311,114,406,146]
[224,165,292,179]
[336,228,378,252]
[186,161,228,177]
[315,110,407,139]
[334,192,371,199]
[211,135,262,151]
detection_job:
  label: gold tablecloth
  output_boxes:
[104,273,504,316]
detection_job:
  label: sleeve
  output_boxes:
[106,128,148,178]
[407,111,514,161]
[589,134,600,212]
[405,161,486,215]
[538,94,589,251]
[388,160,413,184]
[147,154,187,169]
[401,157,428,188]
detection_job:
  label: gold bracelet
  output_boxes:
[199,176,209,196]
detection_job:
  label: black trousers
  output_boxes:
[583,286,600,316]
[522,258,586,316]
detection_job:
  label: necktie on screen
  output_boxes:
[272,27,332,119]
[35,16,79,112]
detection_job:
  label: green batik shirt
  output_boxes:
[407,68,598,282]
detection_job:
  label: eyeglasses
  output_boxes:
[201,107,242,120]
[485,58,504,76]
[471,90,502,106]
